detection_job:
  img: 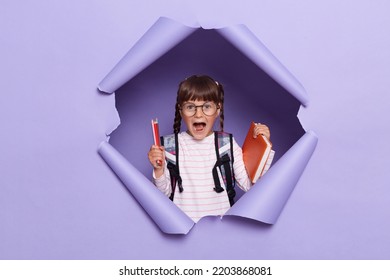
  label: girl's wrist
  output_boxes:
[153,167,164,179]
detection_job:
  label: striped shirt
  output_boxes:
[153,131,252,222]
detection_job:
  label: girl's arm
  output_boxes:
[232,138,252,191]
[153,165,172,197]
[148,145,172,197]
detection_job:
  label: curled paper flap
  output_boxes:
[225,130,318,224]
[217,25,309,106]
[98,17,197,94]
[98,141,194,234]
[98,17,308,106]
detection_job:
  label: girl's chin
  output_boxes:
[188,128,213,140]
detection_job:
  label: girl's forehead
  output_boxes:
[183,98,213,104]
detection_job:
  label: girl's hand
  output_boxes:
[253,123,271,143]
[148,145,165,178]
[148,145,165,169]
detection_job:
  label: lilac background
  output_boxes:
[1,0,390,259]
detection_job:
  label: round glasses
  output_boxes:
[180,102,219,117]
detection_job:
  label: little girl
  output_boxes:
[148,75,271,222]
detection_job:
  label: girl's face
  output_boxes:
[180,99,220,140]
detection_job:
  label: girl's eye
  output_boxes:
[185,105,195,110]
[203,103,213,109]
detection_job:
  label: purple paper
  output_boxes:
[98,17,307,107]
[226,130,318,224]
[98,17,316,233]
[98,141,194,234]
[98,17,197,94]
[2,0,390,260]
[217,25,309,106]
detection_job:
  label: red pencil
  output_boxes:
[151,118,162,166]
[151,118,161,146]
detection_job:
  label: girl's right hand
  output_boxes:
[148,145,165,173]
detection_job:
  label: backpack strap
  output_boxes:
[160,133,183,201]
[212,131,236,206]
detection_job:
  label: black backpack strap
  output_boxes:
[161,133,183,201]
[228,133,236,187]
[212,132,236,206]
[227,133,236,206]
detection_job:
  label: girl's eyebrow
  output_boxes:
[183,101,213,104]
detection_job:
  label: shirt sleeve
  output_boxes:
[152,161,172,197]
[231,137,252,192]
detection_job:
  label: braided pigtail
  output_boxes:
[217,81,225,132]
[173,99,182,134]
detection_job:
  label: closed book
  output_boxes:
[242,122,273,183]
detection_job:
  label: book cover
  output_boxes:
[242,122,273,183]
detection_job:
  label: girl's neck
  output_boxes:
[185,130,214,140]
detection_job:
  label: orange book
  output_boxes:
[242,122,273,183]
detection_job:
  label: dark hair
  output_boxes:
[173,75,225,134]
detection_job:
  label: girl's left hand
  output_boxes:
[253,123,271,143]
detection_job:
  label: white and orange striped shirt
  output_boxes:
[153,131,255,222]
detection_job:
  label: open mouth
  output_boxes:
[193,122,206,132]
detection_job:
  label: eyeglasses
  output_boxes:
[180,102,219,117]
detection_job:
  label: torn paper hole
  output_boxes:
[98,17,318,234]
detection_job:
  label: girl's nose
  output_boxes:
[194,106,204,117]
